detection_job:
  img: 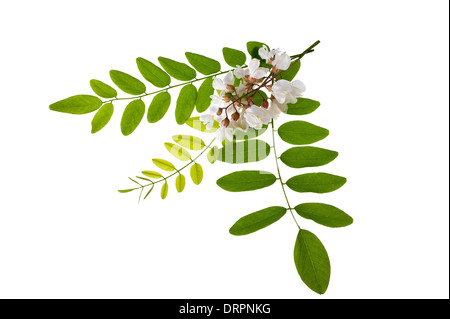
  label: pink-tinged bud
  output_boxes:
[249,77,258,83]
[231,112,240,121]
[244,75,250,83]
[216,108,223,116]
[243,104,251,110]
[261,100,269,109]
[270,95,275,101]
[266,84,273,92]
[222,95,231,103]
[226,84,234,93]
[221,118,230,127]
[272,67,279,73]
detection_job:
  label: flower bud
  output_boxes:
[261,100,269,109]
[246,83,253,91]
[222,95,231,103]
[216,108,223,116]
[226,84,234,93]
[231,112,240,121]
[221,118,230,127]
[246,97,254,105]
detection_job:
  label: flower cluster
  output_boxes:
[200,46,306,142]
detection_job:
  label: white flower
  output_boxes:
[258,46,280,62]
[212,71,234,91]
[234,65,246,79]
[216,125,234,142]
[272,52,291,71]
[244,105,271,129]
[248,59,269,80]
[272,79,306,104]
[230,114,249,131]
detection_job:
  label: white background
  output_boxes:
[0,0,448,299]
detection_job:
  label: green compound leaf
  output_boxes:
[152,158,176,172]
[217,170,276,192]
[286,173,347,193]
[280,146,338,168]
[207,146,219,164]
[294,203,353,228]
[161,181,169,199]
[109,70,146,95]
[136,57,171,88]
[90,79,117,98]
[276,60,301,82]
[147,91,171,123]
[287,98,321,116]
[185,52,221,75]
[233,125,268,140]
[120,99,145,136]
[222,47,247,67]
[141,171,163,179]
[278,120,329,145]
[164,143,191,161]
[229,206,287,236]
[91,103,114,134]
[294,229,331,295]
[218,139,270,164]
[185,116,219,133]
[246,41,270,60]
[175,174,186,192]
[190,163,203,185]
[172,135,205,150]
[175,84,197,125]
[196,77,214,113]
[49,95,102,115]
[158,57,196,81]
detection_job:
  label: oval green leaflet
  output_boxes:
[91,103,114,134]
[216,170,277,192]
[152,158,176,172]
[218,139,271,164]
[294,229,331,295]
[158,57,196,81]
[109,70,146,95]
[278,120,329,145]
[185,116,219,133]
[175,84,197,125]
[172,135,205,150]
[49,95,102,115]
[185,52,221,75]
[280,146,338,169]
[90,79,117,98]
[222,47,246,67]
[136,57,171,88]
[164,143,191,161]
[120,99,145,136]
[229,206,287,236]
[286,173,347,193]
[161,181,169,199]
[147,91,171,123]
[141,171,163,179]
[175,174,186,193]
[190,163,203,185]
[207,146,219,164]
[286,98,321,116]
[143,185,154,200]
[294,203,353,228]
[196,77,214,113]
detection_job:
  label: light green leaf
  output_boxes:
[164,143,191,161]
[185,116,219,133]
[144,185,154,199]
[172,135,205,150]
[218,139,270,164]
[158,57,196,81]
[147,91,171,123]
[217,170,276,192]
[294,203,353,228]
[190,163,203,185]
[287,98,321,116]
[276,60,301,82]
[175,174,186,192]
[175,84,197,125]
[49,95,102,114]
[233,125,268,140]
[120,99,145,136]
[185,52,221,75]
[229,206,287,236]
[280,146,338,168]
[118,189,136,193]
[222,47,247,67]
[278,120,329,145]
[207,146,219,164]
[141,170,163,179]
[109,70,146,95]
[136,176,151,182]
[90,79,117,98]
[196,77,214,113]
[247,41,270,60]
[286,173,347,193]
[136,57,171,88]
[294,229,331,294]
[161,181,169,199]
[152,158,176,172]
[91,103,114,134]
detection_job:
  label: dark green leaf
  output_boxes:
[278,120,329,145]
[90,79,117,98]
[190,163,203,185]
[229,206,287,236]
[222,47,247,67]
[185,52,221,75]
[109,70,146,95]
[120,99,145,136]
[286,173,346,193]
[294,229,331,294]
[287,98,321,116]
[164,143,191,161]
[158,57,196,81]
[49,95,102,114]
[196,78,214,113]
[247,41,270,60]
[175,174,186,192]
[172,135,205,150]
[294,203,353,228]
[250,90,268,107]
[280,146,338,168]
[218,139,270,164]
[217,170,276,192]
[91,103,114,134]
[276,60,301,82]
[175,84,197,125]
[147,91,171,123]
[185,116,219,132]
[136,57,171,88]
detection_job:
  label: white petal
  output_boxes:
[292,80,306,93]
[248,59,260,73]
[234,66,245,79]
[212,77,226,90]
[251,67,269,79]
[223,71,234,85]
[258,47,269,60]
